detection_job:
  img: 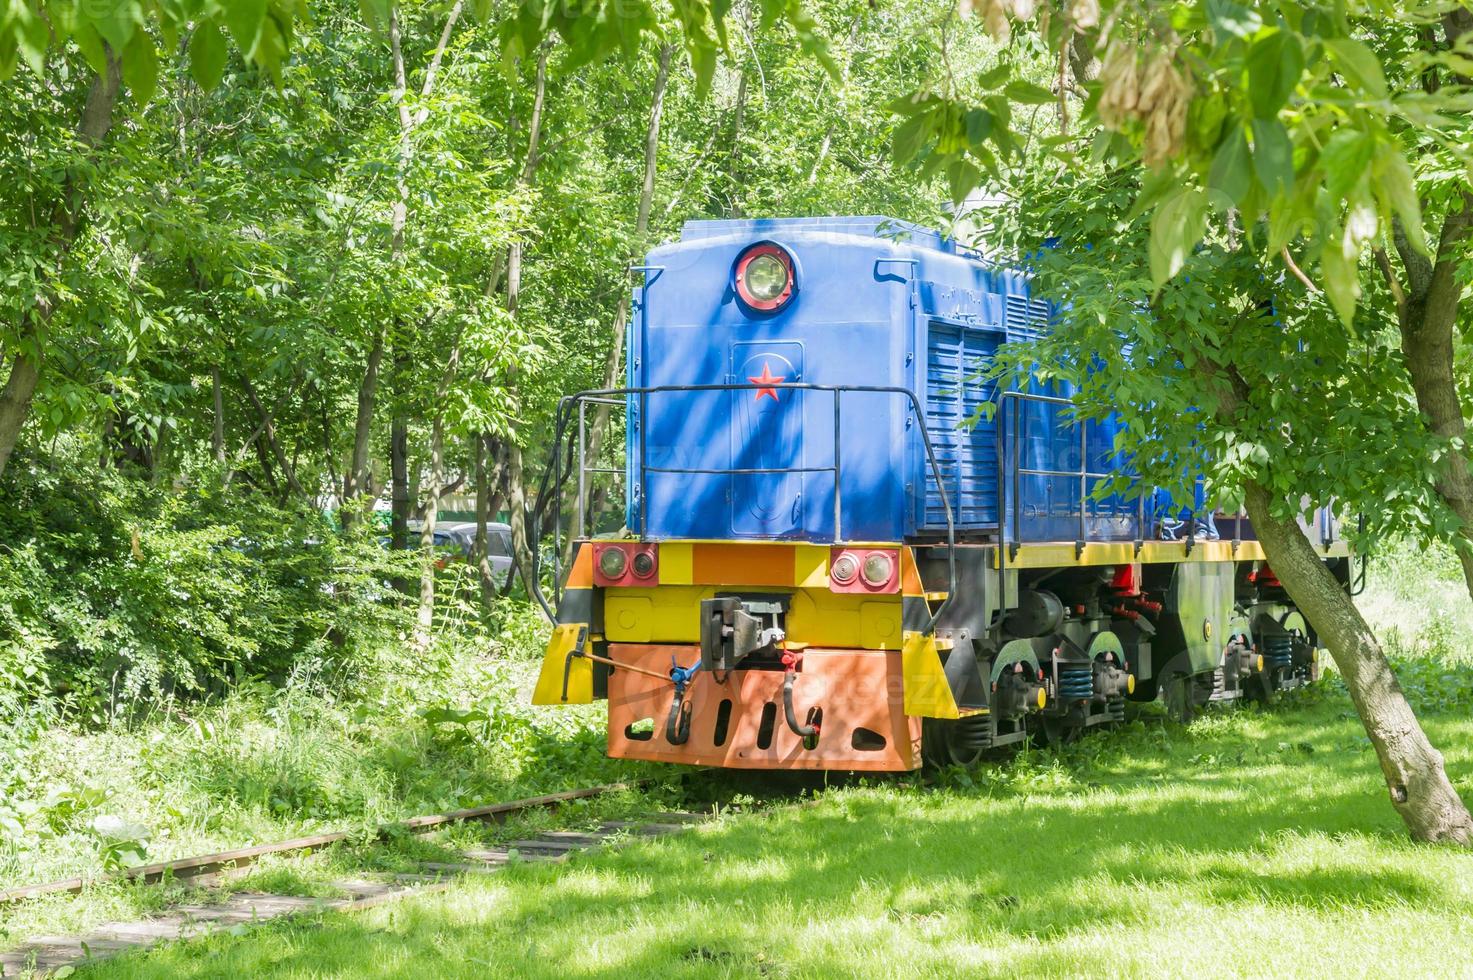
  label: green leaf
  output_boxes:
[1265,193,1306,254]
[1372,142,1429,255]
[89,0,141,53]
[0,29,18,80]
[1003,79,1054,105]
[1207,126,1250,205]
[886,91,941,117]
[1128,166,1185,221]
[947,158,982,206]
[1320,228,1361,325]
[1323,37,1388,99]
[1246,30,1304,119]
[120,29,158,105]
[73,25,109,75]
[224,0,267,58]
[189,21,228,90]
[1250,117,1293,196]
[1205,0,1261,39]
[1149,186,1208,286]
[976,62,1011,89]
[964,108,992,147]
[1319,127,1374,201]
[14,0,49,76]
[891,114,928,165]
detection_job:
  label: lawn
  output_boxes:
[74,550,1473,979]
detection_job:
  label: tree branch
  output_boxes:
[1373,246,1407,318]
[1391,217,1434,300]
[1280,247,1320,294]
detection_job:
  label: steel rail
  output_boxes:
[0,783,636,905]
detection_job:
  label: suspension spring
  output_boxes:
[1263,634,1294,670]
[952,713,993,752]
[1106,696,1125,723]
[1058,666,1093,701]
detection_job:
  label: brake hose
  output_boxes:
[780,651,819,738]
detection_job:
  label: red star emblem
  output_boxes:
[747,362,785,402]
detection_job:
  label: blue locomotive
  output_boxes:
[533,216,1350,771]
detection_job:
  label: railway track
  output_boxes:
[0,784,711,978]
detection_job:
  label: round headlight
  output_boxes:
[831,553,859,585]
[598,547,627,579]
[631,551,656,578]
[735,244,795,311]
[744,254,788,301]
[861,551,894,588]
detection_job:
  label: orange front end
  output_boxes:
[605,644,922,771]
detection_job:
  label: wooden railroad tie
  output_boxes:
[0,810,709,978]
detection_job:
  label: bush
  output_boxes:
[0,447,415,724]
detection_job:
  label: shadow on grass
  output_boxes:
[86,692,1473,979]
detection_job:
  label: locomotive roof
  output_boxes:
[676,216,964,254]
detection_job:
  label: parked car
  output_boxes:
[441,522,513,587]
[378,520,513,584]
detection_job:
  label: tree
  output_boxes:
[0,0,304,482]
[987,161,1473,843]
[902,1,1473,601]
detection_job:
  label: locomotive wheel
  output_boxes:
[1161,669,1214,723]
[1246,667,1279,706]
[1034,714,1082,747]
[921,715,995,768]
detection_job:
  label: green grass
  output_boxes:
[76,693,1473,978]
[0,617,670,949]
[20,543,1473,977]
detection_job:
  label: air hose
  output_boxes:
[780,651,820,739]
[666,658,699,745]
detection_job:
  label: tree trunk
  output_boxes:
[416,327,464,636]
[376,0,464,556]
[313,382,339,503]
[495,48,548,615]
[415,415,445,642]
[806,18,860,185]
[251,428,281,495]
[1392,191,1473,602]
[241,376,305,499]
[634,45,672,235]
[1244,480,1473,844]
[211,366,226,467]
[503,440,536,597]
[1384,16,1473,602]
[474,433,504,608]
[728,68,748,218]
[0,54,123,481]
[0,353,42,480]
[343,327,384,518]
[390,414,410,553]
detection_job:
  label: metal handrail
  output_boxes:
[531,382,958,635]
[995,389,1146,558]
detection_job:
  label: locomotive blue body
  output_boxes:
[626,216,1136,544]
[534,215,1351,773]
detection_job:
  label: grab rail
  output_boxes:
[531,382,958,635]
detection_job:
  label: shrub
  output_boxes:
[0,446,415,724]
